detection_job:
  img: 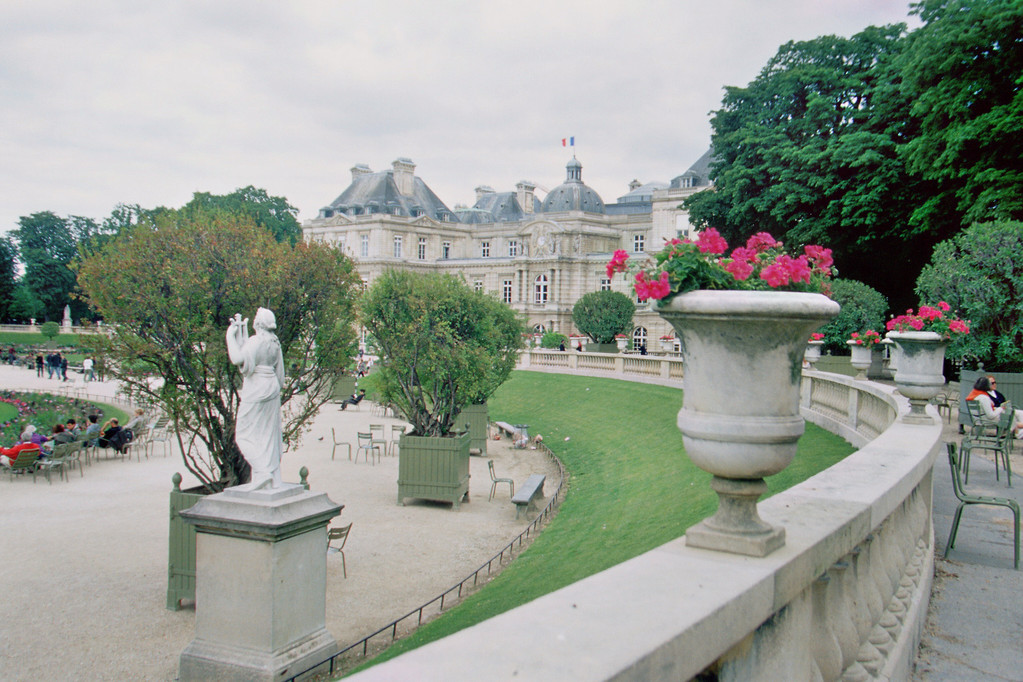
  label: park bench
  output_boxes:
[511,474,546,519]
[493,421,516,437]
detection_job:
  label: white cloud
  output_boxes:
[0,0,917,234]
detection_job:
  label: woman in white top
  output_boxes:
[967,376,1023,438]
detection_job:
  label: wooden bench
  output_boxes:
[494,421,517,437]
[511,474,546,519]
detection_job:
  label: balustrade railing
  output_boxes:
[348,368,940,682]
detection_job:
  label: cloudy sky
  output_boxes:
[0,1,918,236]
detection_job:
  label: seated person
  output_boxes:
[65,418,82,439]
[83,414,102,447]
[98,418,131,452]
[20,424,50,447]
[123,408,147,432]
[339,389,367,411]
[52,423,76,445]
[966,376,1023,438]
[1,441,42,467]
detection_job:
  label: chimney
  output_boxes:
[516,181,536,214]
[628,179,642,191]
[474,185,495,203]
[392,157,416,196]
[351,164,372,183]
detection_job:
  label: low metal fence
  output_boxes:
[286,435,567,681]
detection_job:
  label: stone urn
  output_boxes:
[615,335,629,352]
[653,290,839,557]
[803,340,824,369]
[887,331,947,424]
[846,341,873,380]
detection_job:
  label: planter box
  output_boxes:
[585,342,619,353]
[455,403,488,456]
[331,375,357,403]
[167,480,205,610]
[397,431,471,509]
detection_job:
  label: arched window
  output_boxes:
[533,274,549,304]
[533,324,547,335]
[632,326,648,350]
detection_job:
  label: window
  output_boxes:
[473,280,484,293]
[600,277,611,291]
[360,235,369,257]
[508,240,519,257]
[481,241,490,258]
[442,241,451,259]
[502,279,513,304]
[633,234,645,253]
[533,324,546,335]
[418,237,427,260]
[632,327,648,350]
[533,274,549,305]
[393,236,402,258]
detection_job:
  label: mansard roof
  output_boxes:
[320,168,457,221]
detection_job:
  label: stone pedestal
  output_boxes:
[178,484,342,682]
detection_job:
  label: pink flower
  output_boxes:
[729,246,757,263]
[724,258,754,281]
[938,301,951,312]
[634,271,672,302]
[606,249,630,278]
[804,245,833,271]
[696,228,728,255]
[746,232,782,253]
[949,319,970,334]
[810,333,824,341]
[782,254,812,284]
[760,262,790,288]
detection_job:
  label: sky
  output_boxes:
[0,0,920,237]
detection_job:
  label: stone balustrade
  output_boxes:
[349,368,940,682]
[518,348,685,386]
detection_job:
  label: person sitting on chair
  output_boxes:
[966,376,1023,438]
[98,418,132,453]
[0,441,41,467]
[340,389,367,411]
[83,415,102,447]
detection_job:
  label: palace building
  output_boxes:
[302,152,713,350]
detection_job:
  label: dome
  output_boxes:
[541,158,605,214]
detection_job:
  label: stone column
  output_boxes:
[178,484,343,682]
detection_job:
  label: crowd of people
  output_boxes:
[0,407,148,469]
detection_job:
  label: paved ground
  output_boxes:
[914,411,1023,681]
[0,366,560,681]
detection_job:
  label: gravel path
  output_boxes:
[0,367,559,681]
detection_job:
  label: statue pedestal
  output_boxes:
[178,484,343,682]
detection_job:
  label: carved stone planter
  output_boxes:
[888,331,947,424]
[654,290,839,556]
[847,342,873,380]
[804,340,824,369]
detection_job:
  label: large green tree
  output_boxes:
[76,209,361,491]
[180,186,302,244]
[915,220,1023,370]
[12,212,94,321]
[899,0,1023,232]
[816,279,889,354]
[361,270,525,437]
[572,290,635,344]
[0,237,16,322]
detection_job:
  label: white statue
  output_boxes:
[62,304,72,328]
[226,308,285,489]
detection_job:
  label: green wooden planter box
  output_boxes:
[456,403,489,456]
[167,475,204,610]
[397,431,471,509]
[586,342,619,353]
[332,375,358,402]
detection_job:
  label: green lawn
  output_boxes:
[352,370,855,670]
[0,330,96,352]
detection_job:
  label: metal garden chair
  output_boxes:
[488,459,514,501]
[327,522,353,578]
[945,442,1019,569]
[330,427,351,461]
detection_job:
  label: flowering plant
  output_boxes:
[848,330,882,347]
[809,333,824,342]
[607,229,835,302]
[886,302,970,339]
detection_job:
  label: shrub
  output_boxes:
[540,332,568,349]
[572,290,634,344]
[816,279,888,355]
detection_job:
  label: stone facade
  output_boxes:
[302,153,713,349]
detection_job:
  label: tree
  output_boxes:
[75,208,361,491]
[898,0,1023,233]
[12,212,85,321]
[360,271,525,437]
[8,283,43,322]
[39,321,60,344]
[816,279,888,354]
[572,290,635,344]
[540,331,568,349]
[915,220,1023,370]
[0,237,15,322]
[180,186,302,244]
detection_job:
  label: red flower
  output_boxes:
[606,249,630,278]
[696,228,728,255]
[746,232,782,253]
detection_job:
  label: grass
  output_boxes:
[1,391,131,444]
[350,370,855,671]
[0,330,94,351]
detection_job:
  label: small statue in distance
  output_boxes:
[226,308,285,489]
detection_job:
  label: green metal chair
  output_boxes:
[488,459,514,501]
[356,432,380,465]
[945,442,1019,569]
[387,424,406,457]
[369,424,389,456]
[327,522,352,578]
[4,447,42,482]
[330,427,351,461]
[962,400,1013,486]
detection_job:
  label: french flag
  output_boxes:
[561,136,575,147]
